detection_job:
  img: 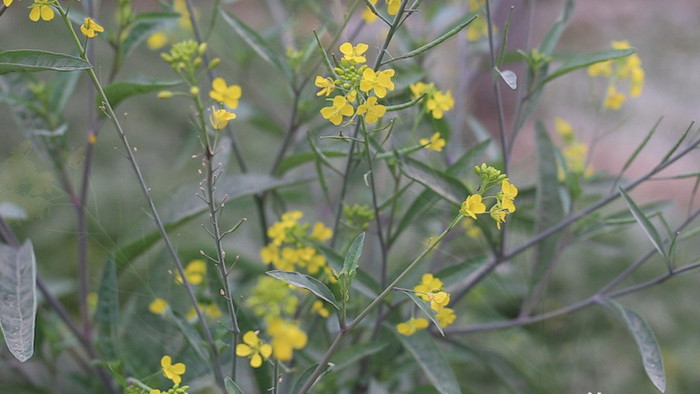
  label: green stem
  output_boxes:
[57,7,226,391]
[298,214,464,393]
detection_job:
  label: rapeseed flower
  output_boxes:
[386,0,401,15]
[414,274,444,301]
[210,107,236,130]
[209,78,241,109]
[420,132,446,152]
[362,0,378,23]
[267,319,308,361]
[149,298,169,315]
[460,194,486,219]
[160,355,186,384]
[436,307,456,327]
[604,85,625,110]
[427,291,450,311]
[410,82,454,119]
[587,40,644,110]
[147,31,169,50]
[357,96,386,124]
[310,222,332,242]
[29,1,54,22]
[311,300,330,318]
[499,179,518,213]
[359,68,395,98]
[339,42,368,65]
[175,259,207,285]
[321,95,354,125]
[315,76,335,96]
[396,317,429,336]
[80,17,104,38]
[236,331,272,368]
[4,0,13,6]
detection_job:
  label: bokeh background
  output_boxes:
[2,1,700,392]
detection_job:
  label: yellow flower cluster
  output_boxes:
[397,274,456,336]
[261,211,333,275]
[554,117,593,179]
[316,42,395,125]
[80,17,105,38]
[410,82,455,119]
[587,40,644,110]
[460,164,518,230]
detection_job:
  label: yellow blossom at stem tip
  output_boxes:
[160,355,186,385]
[460,194,486,219]
[420,132,446,152]
[339,42,368,65]
[320,95,354,125]
[236,331,272,368]
[209,78,241,109]
[210,106,236,130]
[29,1,55,22]
[80,17,105,38]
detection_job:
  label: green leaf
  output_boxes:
[277,150,346,175]
[0,50,91,74]
[116,172,312,270]
[539,0,574,56]
[394,330,461,394]
[602,300,666,392]
[330,341,388,369]
[537,48,636,88]
[95,254,120,361]
[618,187,669,264]
[221,11,294,83]
[401,291,444,336]
[385,13,477,64]
[291,362,333,393]
[0,240,37,362]
[399,157,468,206]
[165,309,209,363]
[224,377,245,394]
[120,12,180,59]
[102,79,181,109]
[524,122,565,309]
[266,270,339,310]
[342,233,365,274]
[316,244,380,299]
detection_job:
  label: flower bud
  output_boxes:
[157,90,173,99]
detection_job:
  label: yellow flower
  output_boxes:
[246,277,299,320]
[462,218,482,239]
[345,89,357,102]
[611,40,631,50]
[160,355,186,385]
[460,194,486,219]
[80,17,104,38]
[29,1,54,22]
[339,42,369,65]
[587,60,613,77]
[315,76,335,96]
[630,67,644,97]
[3,0,13,6]
[204,303,222,320]
[436,307,456,327]
[490,204,508,230]
[563,142,588,174]
[209,78,242,109]
[386,0,401,15]
[150,390,164,394]
[466,16,488,42]
[420,132,446,152]
[426,90,454,119]
[149,298,169,315]
[500,179,518,213]
[267,319,308,361]
[310,222,332,242]
[553,117,573,140]
[357,96,386,124]
[396,317,429,336]
[260,243,280,265]
[311,300,329,318]
[413,274,443,302]
[409,81,431,99]
[210,106,236,130]
[321,95,355,125]
[361,0,378,23]
[359,68,395,98]
[236,331,273,368]
[427,291,450,311]
[281,210,303,223]
[604,85,626,110]
[175,259,207,285]
[147,31,169,50]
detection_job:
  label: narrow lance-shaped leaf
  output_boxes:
[394,330,461,394]
[399,157,468,206]
[101,79,181,109]
[0,240,37,362]
[266,270,339,310]
[95,254,120,361]
[224,377,245,394]
[342,233,364,274]
[536,48,636,88]
[221,11,294,83]
[384,13,477,64]
[602,300,666,392]
[401,290,444,336]
[0,50,91,74]
[618,187,669,265]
